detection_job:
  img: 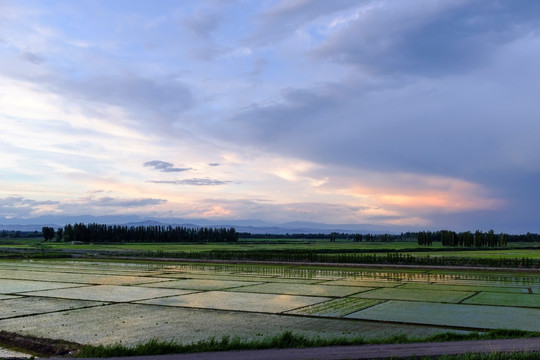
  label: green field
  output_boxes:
[346,300,540,331]
[2,239,540,268]
[2,238,540,253]
[0,259,539,350]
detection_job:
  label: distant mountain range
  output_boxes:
[0,215,410,234]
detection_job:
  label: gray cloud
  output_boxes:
[150,178,230,186]
[63,75,193,118]
[179,2,237,61]
[88,197,166,207]
[21,51,45,65]
[0,197,59,218]
[314,0,540,76]
[55,197,167,214]
[223,28,540,179]
[0,197,58,207]
[247,0,360,46]
[218,28,540,232]
[144,160,192,173]
[182,10,222,40]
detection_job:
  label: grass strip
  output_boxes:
[430,353,540,360]
[77,329,539,358]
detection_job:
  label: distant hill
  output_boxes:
[0,215,410,234]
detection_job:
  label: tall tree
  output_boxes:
[42,227,55,241]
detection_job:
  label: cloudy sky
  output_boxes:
[1,0,540,232]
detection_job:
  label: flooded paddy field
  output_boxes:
[0,259,539,346]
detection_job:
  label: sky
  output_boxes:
[1,0,540,232]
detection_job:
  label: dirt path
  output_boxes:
[59,338,540,360]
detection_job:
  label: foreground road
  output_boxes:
[51,338,540,360]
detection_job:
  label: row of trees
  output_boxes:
[1,230,44,238]
[41,223,238,243]
[238,232,416,242]
[28,226,540,245]
[418,230,507,247]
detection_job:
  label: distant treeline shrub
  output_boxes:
[418,230,511,247]
[0,230,42,238]
[238,232,417,242]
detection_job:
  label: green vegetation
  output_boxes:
[436,353,540,360]
[418,229,507,248]
[85,248,540,268]
[0,248,70,259]
[76,329,539,358]
[353,287,475,303]
[418,230,540,247]
[41,226,56,241]
[3,228,539,268]
[463,292,540,308]
[57,223,239,243]
[2,239,540,267]
[288,297,382,317]
[347,301,540,331]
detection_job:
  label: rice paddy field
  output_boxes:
[2,239,540,256]
[0,259,539,348]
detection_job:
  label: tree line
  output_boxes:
[417,230,508,247]
[1,230,43,239]
[41,224,238,243]
[26,226,540,245]
[238,232,416,242]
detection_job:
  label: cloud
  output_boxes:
[150,178,230,186]
[2,1,540,232]
[0,195,167,219]
[86,197,166,207]
[217,26,540,232]
[0,196,59,218]
[222,44,540,180]
[186,198,376,224]
[55,196,168,215]
[247,0,360,46]
[181,9,222,40]
[0,197,58,207]
[144,160,192,173]
[314,0,540,76]
[178,1,239,61]
[1,49,193,134]
[61,75,194,121]
[21,51,45,65]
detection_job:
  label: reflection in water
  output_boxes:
[28,260,540,286]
